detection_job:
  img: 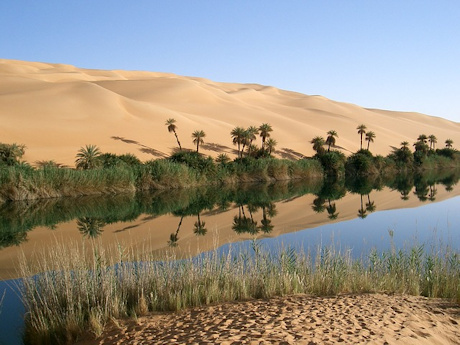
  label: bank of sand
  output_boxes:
[77,293,460,345]
[1,59,459,167]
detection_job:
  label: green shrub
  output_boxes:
[345,150,379,175]
[316,151,346,176]
[0,143,26,167]
[169,151,217,178]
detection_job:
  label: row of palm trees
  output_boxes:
[413,134,454,152]
[311,124,455,158]
[167,118,457,162]
[75,120,455,170]
[310,125,376,155]
[166,118,277,158]
[356,124,376,151]
[230,123,276,158]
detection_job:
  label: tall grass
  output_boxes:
[0,166,136,201]
[19,240,460,344]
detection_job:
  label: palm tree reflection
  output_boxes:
[77,217,105,238]
[168,215,184,247]
[326,200,339,220]
[357,195,367,219]
[193,213,207,236]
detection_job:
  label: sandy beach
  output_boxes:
[76,293,460,345]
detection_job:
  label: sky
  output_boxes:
[1,1,460,122]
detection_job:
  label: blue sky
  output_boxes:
[2,1,460,122]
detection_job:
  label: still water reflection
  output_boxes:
[0,169,459,279]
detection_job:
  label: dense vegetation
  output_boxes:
[0,121,458,203]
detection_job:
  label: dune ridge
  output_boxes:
[1,59,459,167]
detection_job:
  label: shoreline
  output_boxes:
[76,293,460,345]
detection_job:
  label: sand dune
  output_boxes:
[1,59,459,167]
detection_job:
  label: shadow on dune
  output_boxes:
[139,147,168,158]
[111,136,168,158]
[201,142,233,153]
[278,148,305,160]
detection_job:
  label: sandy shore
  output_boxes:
[77,293,460,345]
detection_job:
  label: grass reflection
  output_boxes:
[1,169,459,248]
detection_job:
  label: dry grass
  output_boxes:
[18,239,460,344]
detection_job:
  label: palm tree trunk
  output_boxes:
[174,130,182,150]
[367,141,370,150]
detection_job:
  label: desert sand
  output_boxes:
[1,59,459,167]
[76,293,460,345]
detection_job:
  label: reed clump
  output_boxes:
[0,165,136,201]
[19,240,460,344]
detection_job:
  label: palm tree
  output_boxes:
[259,123,273,150]
[244,126,259,157]
[241,130,250,155]
[428,134,437,151]
[357,124,367,150]
[165,118,182,150]
[365,131,376,150]
[400,141,409,149]
[445,138,454,148]
[325,130,338,152]
[417,134,428,143]
[246,126,259,146]
[414,135,429,155]
[231,126,245,158]
[193,213,207,236]
[265,138,277,156]
[192,130,206,153]
[75,144,101,169]
[310,136,326,155]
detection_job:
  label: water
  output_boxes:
[0,171,459,343]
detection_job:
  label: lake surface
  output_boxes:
[0,170,459,344]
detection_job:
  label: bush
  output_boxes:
[169,151,217,178]
[345,150,378,175]
[436,148,457,159]
[0,143,26,167]
[316,151,346,176]
[388,147,414,168]
[99,153,142,169]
